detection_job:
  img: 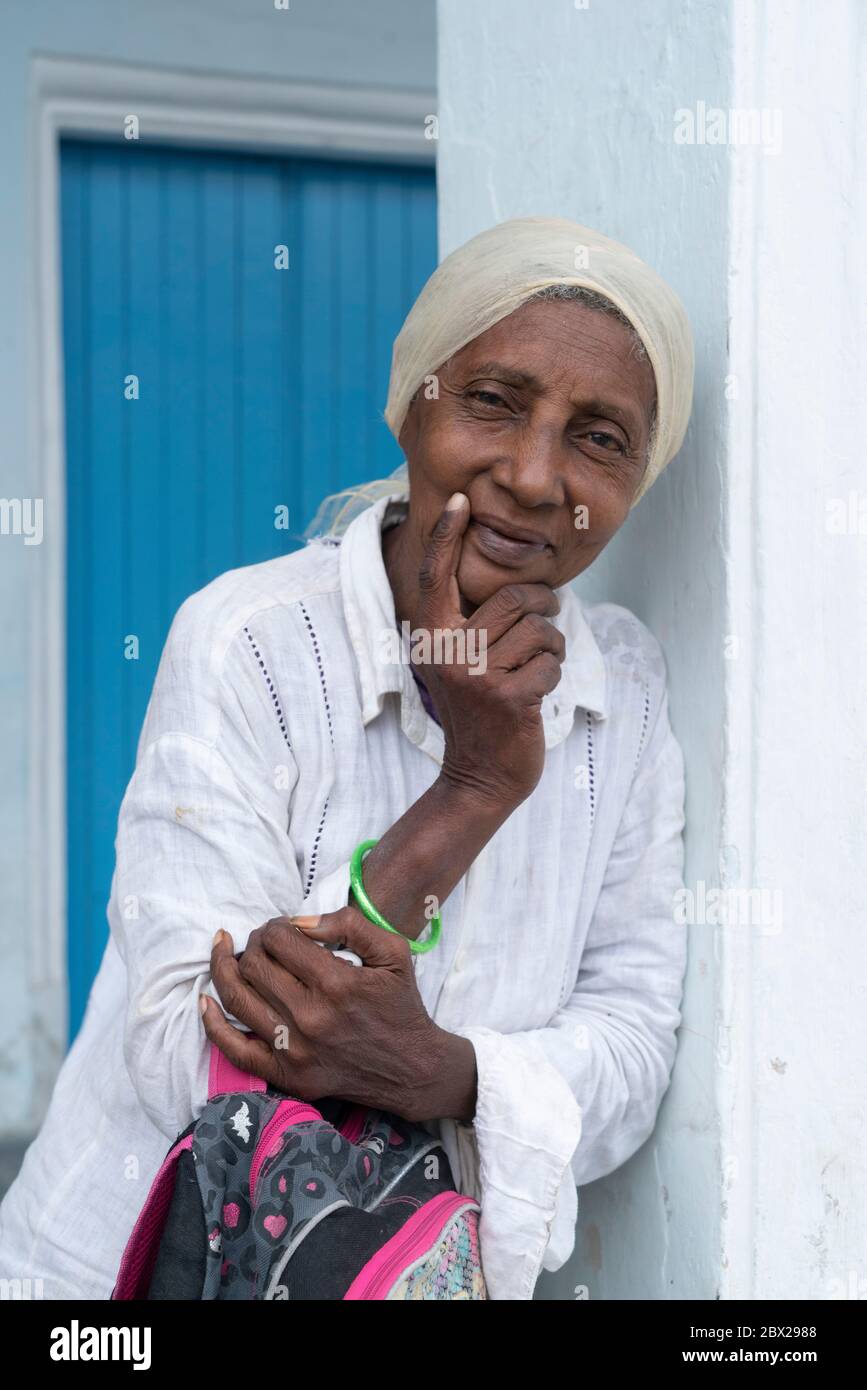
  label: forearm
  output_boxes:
[343,776,507,1125]
[357,775,515,940]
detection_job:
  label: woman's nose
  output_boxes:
[489,428,567,509]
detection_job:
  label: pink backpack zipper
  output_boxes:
[343,1193,480,1300]
[249,1099,323,1203]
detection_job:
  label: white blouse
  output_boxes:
[0,494,687,1301]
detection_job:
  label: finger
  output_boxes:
[293,907,411,971]
[503,650,565,703]
[259,917,344,991]
[200,998,284,1088]
[487,612,566,672]
[467,582,561,647]
[416,493,470,623]
[211,937,287,1042]
[237,936,307,1019]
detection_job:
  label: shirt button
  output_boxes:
[454,949,468,972]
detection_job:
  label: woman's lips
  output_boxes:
[467,518,551,567]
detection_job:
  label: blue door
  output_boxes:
[60,139,436,1040]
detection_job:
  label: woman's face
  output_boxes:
[396,297,658,611]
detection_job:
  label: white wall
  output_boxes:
[0,0,435,1137]
[718,0,867,1303]
[438,0,866,1300]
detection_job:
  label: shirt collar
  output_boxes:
[339,494,608,760]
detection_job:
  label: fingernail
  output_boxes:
[199,995,209,1017]
[445,492,467,511]
[289,915,321,931]
[212,929,226,947]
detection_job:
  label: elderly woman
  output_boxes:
[0,216,693,1300]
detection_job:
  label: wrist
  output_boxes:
[410,1024,477,1124]
[435,766,520,826]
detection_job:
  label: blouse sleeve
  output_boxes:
[108,595,352,1140]
[449,679,687,1299]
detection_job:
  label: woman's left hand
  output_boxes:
[200,908,477,1124]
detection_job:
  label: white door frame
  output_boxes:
[29,54,436,1066]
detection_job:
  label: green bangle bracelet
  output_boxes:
[349,839,442,955]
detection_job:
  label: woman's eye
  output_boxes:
[584,431,624,453]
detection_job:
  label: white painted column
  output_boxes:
[719,0,867,1302]
[437,0,867,1299]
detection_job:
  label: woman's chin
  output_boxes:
[452,553,555,608]
[456,556,543,614]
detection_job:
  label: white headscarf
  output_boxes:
[305,216,693,539]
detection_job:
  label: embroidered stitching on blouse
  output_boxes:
[635,683,651,773]
[591,609,660,781]
[298,600,334,749]
[298,601,334,897]
[303,795,330,900]
[586,709,596,830]
[243,626,292,752]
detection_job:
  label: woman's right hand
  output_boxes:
[411,493,566,811]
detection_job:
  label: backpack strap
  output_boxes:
[113,1042,268,1299]
[112,1132,197,1300]
[208,1041,268,1099]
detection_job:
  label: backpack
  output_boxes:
[112,1044,486,1300]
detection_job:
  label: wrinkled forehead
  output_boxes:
[433,296,658,423]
